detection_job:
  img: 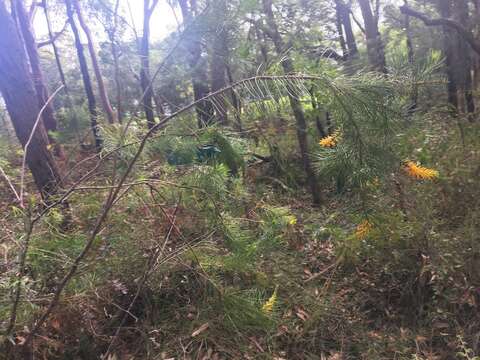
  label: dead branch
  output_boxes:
[399,5,480,56]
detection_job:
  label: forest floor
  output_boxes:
[1,115,479,360]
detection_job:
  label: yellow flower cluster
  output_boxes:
[319,131,341,148]
[355,220,373,240]
[262,287,278,313]
[319,135,336,148]
[404,161,439,180]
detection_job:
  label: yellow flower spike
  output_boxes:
[319,130,342,148]
[355,220,373,240]
[319,135,336,148]
[262,286,278,314]
[288,216,297,225]
[404,161,439,180]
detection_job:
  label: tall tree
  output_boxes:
[178,0,215,127]
[454,0,475,115]
[14,0,61,152]
[334,0,358,58]
[261,0,322,205]
[358,0,387,72]
[209,0,229,125]
[41,0,80,139]
[109,0,124,123]
[72,0,117,124]
[0,0,62,199]
[140,0,159,129]
[400,2,480,113]
[65,0,102,150]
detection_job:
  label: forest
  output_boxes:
[0,0,479,358]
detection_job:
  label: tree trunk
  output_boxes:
[209,0,229,125]
[0,0,62,200]
[334,0,348,57]
[358,0,387,73]
[178,0,214,127]
[152,91,165,119]
[72,0,116,124]
[437,0,458,112]
[473,0,480,89]
[65,0,102,150]
[140,0,158,129]
[110,0,123,123]
[335,0,358,58]
[226,64,243,131]
[14,0,61,151]
[403,0,417,114]
[261,0,321,205]
[455,0,475,116]
[42,0,80,141]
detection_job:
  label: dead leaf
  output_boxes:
[191,322,209,337]
[16,336,26,345]
[295,308,309,321]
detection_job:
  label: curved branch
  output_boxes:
[36,19,68,48]
[399,5,480,56]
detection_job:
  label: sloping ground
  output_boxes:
[1,120,479,360]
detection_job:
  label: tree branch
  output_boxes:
[349,8,366,34]
[36,19,68,48]
[399,5,480,56]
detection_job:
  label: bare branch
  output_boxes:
[0,164,20,201]
[349,8,366,34]
[399,5,480,56]
[36,20,68,48]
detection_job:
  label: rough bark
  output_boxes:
[72,0,117,124]
[65,0,102,150]
[14,0,59,146]
[0,0,62,199]
[140,0,159,129]
[178,0,214,127]
[261,0,322,205]
[358,0,387,72]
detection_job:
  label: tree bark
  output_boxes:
[209,0,229,125]
[178,0,214,127]
[435,0,459,112]
[110,0,123,123]
[261,0,322,205]
[400,5,480,56]
[42,0,81,140]
[358,0,387,72]
[403,0,417,115]
[14,0,60,150]
[334,0,348,57]
[72,0,117,124]
[140,0,159,129]
[226,64,243,131]
[0,0,62,200]
[454,0,475,116]
[334,0,357,58]
[65,0,102,150]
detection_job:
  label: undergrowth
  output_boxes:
[1,105,479,359]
